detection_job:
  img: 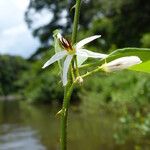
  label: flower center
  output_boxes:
[59,37,75,54]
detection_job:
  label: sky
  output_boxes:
[0,0,40,58]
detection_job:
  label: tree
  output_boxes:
[0,55,29,95]
[25,0,150,56]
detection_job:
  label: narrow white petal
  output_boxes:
[76,35,101,49]
[62,55,73,86]
[77,55,88,67]
[101,56,142,72]
[76,49,108,58]
[42,51,67,68]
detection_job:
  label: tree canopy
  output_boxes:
[25,0,150,58]
[0,55,29,95]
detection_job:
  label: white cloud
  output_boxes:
[0,0,24,27]
[0,24,40,58]
[29,9,53,29]
[13,0,30,11]
[2,25,27,36]
[0,0,39,58]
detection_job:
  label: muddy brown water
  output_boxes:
[0,100,149,150]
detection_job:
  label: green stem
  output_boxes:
[60,81,77,150]
[72,0,82,77]
[60,1,81,150]
[72,0,81,44]
[71,65,75,82]
[79,60,105,69]
[81,66,103,78]
[60,82,72,150]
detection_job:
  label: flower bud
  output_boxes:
[76,76,84,84]
[101,56,142,72]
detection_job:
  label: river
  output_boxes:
[0,100,149,150]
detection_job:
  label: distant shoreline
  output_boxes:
[0,95,22,101]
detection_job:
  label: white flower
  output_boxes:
[42,33,108,86]
[101,56,142,72]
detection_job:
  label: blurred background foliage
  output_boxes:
[0,55,29,96]
[0,0,150,145]
[25,0,150,55]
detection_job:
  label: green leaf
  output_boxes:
[105,48,150,73]
[129,60,150,73]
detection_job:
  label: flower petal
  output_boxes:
[42,51,67,68]
[62,55,73,86]
[77,55,88,67]
[76,35,101,49]
[76,49,108,58]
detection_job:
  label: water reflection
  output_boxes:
[0,100,149,150]
[0,125,45,150]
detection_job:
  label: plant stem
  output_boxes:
[60,0,81,150]
[61,82,73,150]
[81,66,103,78]
[79,60,105,69]
[60,1,81,150]
[72,0,82,77]
[60,81,77,150]
[72,0,81,43]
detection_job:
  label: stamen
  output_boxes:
[62,38,70,47]
[59,37,73,51]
